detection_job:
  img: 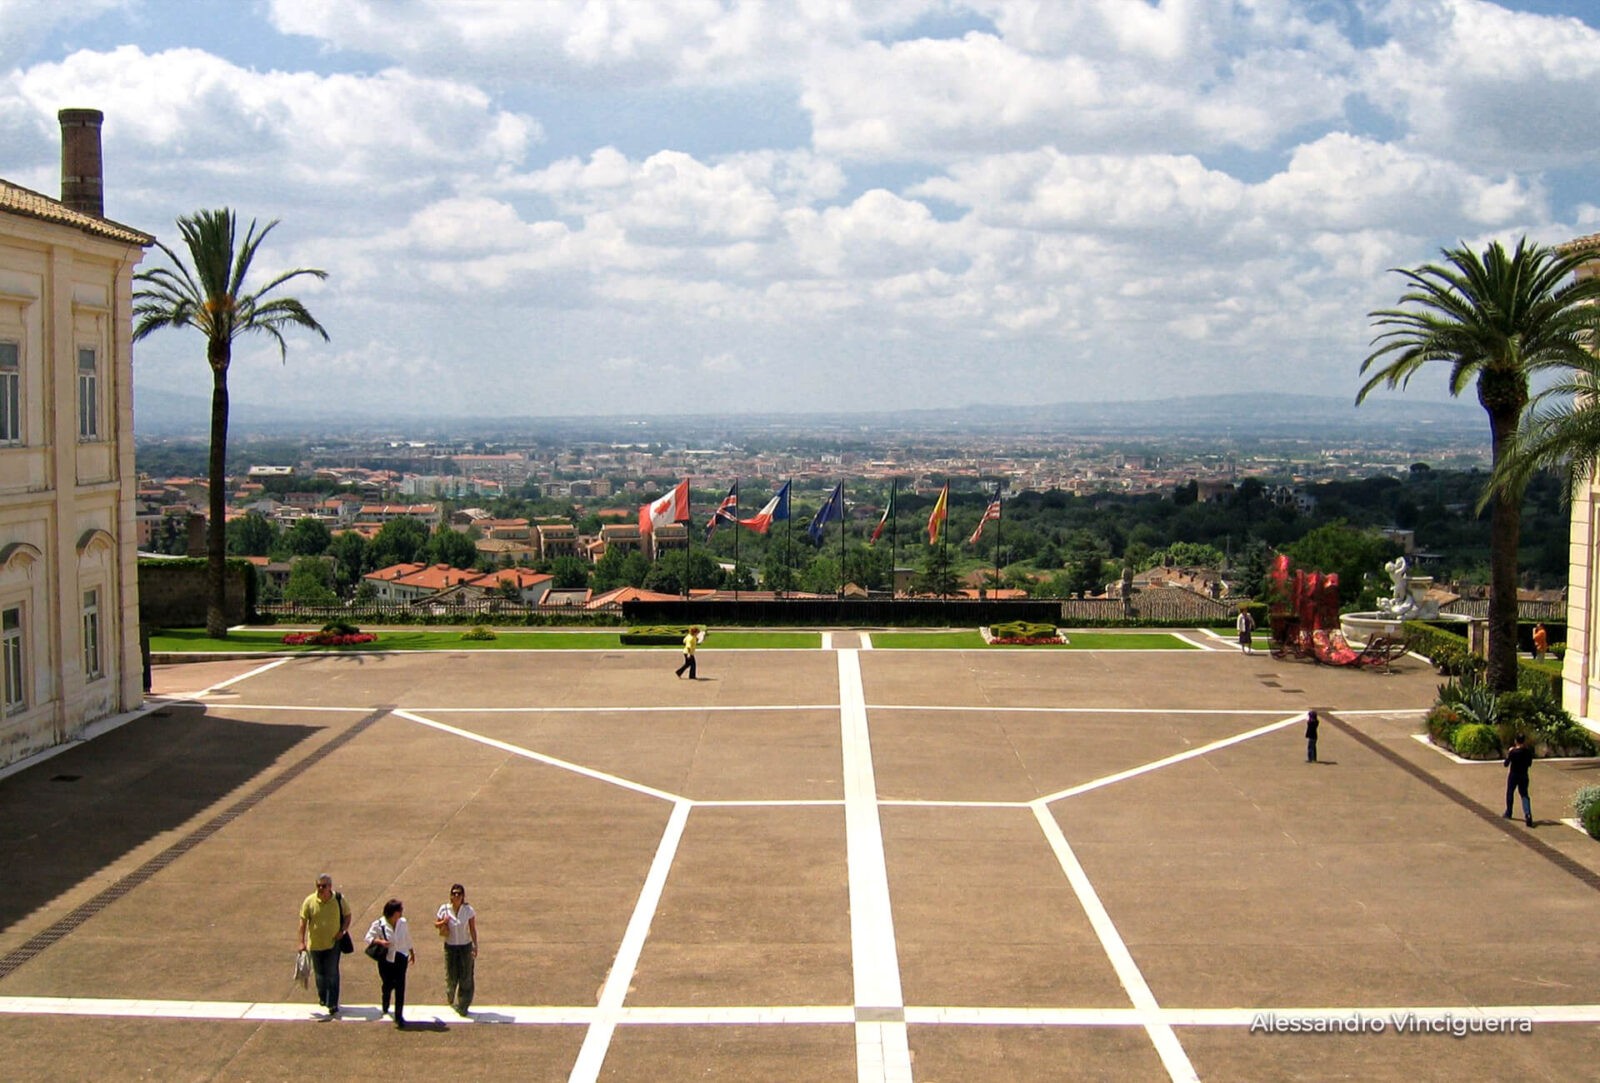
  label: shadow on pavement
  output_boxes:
[0,706,318,931]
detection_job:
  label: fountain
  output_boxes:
[1340,557,1469,642]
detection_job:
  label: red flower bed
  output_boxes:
[990,635,1062,645]
[281,632,378,646]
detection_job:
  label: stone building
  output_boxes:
[0,109,151,767]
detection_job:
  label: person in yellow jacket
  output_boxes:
[675,626,700,680]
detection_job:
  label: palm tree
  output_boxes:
[134,210,328,638]
[1358,238,1600,690]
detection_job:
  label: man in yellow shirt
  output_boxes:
[297,873,350,1018]
[675,626,699,680]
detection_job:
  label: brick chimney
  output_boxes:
[58,108,105,217]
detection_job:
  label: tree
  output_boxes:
[282,515,332,557]
[911,545,960,597]
[282,557,337,606]
[426,524,478,569]
[1358,238,1600,690]
[1282,522,1399,611]
[546,555,591,589]
[226,511,278,557]
[327,530,369,594]
[368,516,430,568]
[133,210,327,637]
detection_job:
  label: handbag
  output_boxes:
[335,893,354,953]
[365,919,388,961]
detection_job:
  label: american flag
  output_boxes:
[967,497,1001,545]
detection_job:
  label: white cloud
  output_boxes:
[266,0,929,86]
[1364,0,1600,170]
[8,45,538,230]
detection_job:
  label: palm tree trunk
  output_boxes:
[1485,401,1523,692]
[206,360,230,639]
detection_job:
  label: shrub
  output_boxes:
[321,620,360,637]
[461,625,497,641]
[1571,785,1600,826]
[1451,723,1502,760]
[989,620,1061,644]
[1585,802,1600,841]
[620,626,700,646]
[1551,641,1567,660]
[282,631,377,646]
[991,620,1058,640]
[1425,704,1461,747]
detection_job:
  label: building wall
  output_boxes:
[0,212,144,766]
[1565,467,1598,720]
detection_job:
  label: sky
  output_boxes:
[4,0,1600,419]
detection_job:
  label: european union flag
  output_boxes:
[807,483,844,543]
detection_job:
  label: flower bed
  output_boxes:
[989,635,1064,645]
[281,631,378,646]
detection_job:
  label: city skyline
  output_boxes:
[7,0,1600,417]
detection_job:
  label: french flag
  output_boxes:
[738,481,790,534]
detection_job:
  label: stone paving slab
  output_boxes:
[2,644,1599,1080]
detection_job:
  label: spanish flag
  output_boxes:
[926,482,949,544]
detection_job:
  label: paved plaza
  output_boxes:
[2,631,1600,1081]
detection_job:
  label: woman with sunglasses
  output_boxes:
[433,883,478,1016]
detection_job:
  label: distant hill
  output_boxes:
[132,387,1481,442]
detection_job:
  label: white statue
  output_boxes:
[1375,555,1442,620]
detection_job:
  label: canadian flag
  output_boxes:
[640,478,691,534]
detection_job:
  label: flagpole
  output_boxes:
[684,476,692,602]
[838,479,851,598]
[993,483,1003,595]
[889,478,898,600]
[784,479,792,599]
[733,478,740,603]
[940,479,948,601]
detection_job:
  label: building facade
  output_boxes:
[0,109,151,767]
[1561,232,1600,722]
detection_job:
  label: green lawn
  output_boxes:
[150,629,822,652]
[868,630,1201,649]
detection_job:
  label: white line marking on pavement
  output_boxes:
[9,995,1600,1028]
[1036,715,1305,805]
[837,648,912,1083]
[569,799,692,1083]
[394,710,683,803]
[382,704,842,714]
[1032,804,1198,1083]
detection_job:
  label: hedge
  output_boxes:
[1403,619,1560,697]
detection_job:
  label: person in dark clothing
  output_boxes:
[1305,709,1319,763]
[1504,733,1535,826]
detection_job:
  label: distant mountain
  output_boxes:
[133,387,1481,442]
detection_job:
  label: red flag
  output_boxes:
[640,478,690,535]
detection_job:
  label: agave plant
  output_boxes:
[1453,684,1501,728]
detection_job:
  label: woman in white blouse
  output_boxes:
[365,898,415,1027]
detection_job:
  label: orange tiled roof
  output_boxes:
[0,178,153,246]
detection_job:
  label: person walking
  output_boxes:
[1236,608,1256,654]
[296,873,351,1018]
[1532,623,1549,661]
[1305,709,1319,763]
[675,626,699,680]
[366,898,415,1027]
[1504,733,1535,826]
[434,883,479,1016]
